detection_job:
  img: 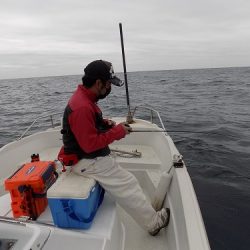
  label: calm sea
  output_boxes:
[1,67,250,249]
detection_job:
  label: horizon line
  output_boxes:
[1,65,249,81]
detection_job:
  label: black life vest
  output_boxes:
[61,105,111,159]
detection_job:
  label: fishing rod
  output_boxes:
[130,129,204,134]
[119,23,133,124]
[118,24,202,133]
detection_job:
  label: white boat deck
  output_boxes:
[40,145,168,249]
[118,205,168,250]
[0,144,168,250]
[0,118,211,250]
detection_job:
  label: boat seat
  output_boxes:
[37,145,162,171]
[111,144,162,170]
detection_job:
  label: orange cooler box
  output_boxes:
[5,161,57,220]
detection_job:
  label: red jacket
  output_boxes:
[59,85,126,163]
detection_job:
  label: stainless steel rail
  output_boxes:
[132,105,166,131]
[18,112,61,140]
[18,106,166,140]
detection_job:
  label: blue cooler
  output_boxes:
[47,171,104,229]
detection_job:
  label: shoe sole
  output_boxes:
[149,208,170,236]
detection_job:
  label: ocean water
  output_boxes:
[1,67,250,249]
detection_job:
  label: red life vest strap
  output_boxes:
[58,147,79,166]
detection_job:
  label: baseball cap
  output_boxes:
[84,60,124,86]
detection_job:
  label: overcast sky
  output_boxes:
[1,0,250,79]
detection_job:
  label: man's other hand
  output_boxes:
[120,122,132,134]
[106,119,116,127]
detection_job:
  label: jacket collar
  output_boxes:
[78,85,98,102]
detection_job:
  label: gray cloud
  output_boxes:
[1,0,250,79]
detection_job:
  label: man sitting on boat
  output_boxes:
[58,60,170,236]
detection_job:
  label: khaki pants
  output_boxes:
[72,155,157,230]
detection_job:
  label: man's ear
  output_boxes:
[94,79,102,90]
[97,79,103,86]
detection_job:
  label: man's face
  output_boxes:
[98,80,112,100]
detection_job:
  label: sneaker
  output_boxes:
[148,208,170,236]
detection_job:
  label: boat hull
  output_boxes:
[0,118,210,250]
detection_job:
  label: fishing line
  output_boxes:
[131,130,205,134]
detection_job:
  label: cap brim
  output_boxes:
[110,76,124,87]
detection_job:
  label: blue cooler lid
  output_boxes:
[47,171,96,199]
